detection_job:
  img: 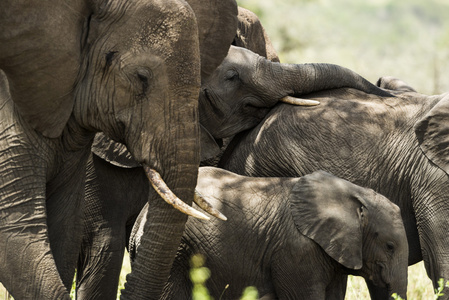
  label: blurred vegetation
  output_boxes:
[190,254,258,300]
[237,0,449,95]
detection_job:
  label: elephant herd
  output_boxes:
[1,1,449,300]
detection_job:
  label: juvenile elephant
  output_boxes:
[220,84,449,298]
[198,45,392,140]
[0,0,239,298]
[129,168,409,300]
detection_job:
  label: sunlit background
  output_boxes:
[237,0,449,95]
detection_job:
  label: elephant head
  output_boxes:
[199,45,392,139]
[0,0,211,211]
[290,171,409,299]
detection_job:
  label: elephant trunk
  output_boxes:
[120,18,202,299]
[121,133,200,300]
[261,59,392,99]
[366,227,409,300]
[386,255,408,299]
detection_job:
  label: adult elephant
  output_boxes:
[75,1,241,298]
[130,168,409,300]
[220,83,449,298]
[77,6,393,299]
[0,0,238,298]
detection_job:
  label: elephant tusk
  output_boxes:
[280,96,320,106]
[144,166,210,220]
[194,190,227,221]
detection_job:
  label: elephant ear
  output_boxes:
[91,133,141,168]
[376,76,417,92]
[289,171,366,270]
[0,2,89,138]
[233,7,280,62]
[187,0,238,81]
[415,94,449,175]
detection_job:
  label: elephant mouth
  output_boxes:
[368,261,390,288]
[144,166,226,221]
[202,88,224,116]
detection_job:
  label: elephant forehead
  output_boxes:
[101,1,197,59]
[130,17,179,54]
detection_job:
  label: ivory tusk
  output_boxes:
[280,96,320,106]
[194,191,227,221]
[144,166,210,220]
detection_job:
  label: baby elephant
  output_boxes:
[130,167,408,300]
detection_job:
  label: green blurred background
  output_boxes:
[237,0,449,95]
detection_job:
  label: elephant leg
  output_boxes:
[77,231,126,300]
[77,155,124,300]
[324,275,347,300]
[77,154,149,299]
[121,195,189,300]
[46,150,91,290]
[0,145,70,298]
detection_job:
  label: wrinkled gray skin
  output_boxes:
[129,168,408,300]
[77,7,393,298]
[0,1,207,299]
[220,80,449,299]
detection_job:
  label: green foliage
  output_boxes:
[391,277,449,300]
[433,278,449,300]
[240,286,259,300]
[189,254,258,300]
[190,254,215,300]
[117,253,131,298]
[70,274,76,299]
[391,292,403,300]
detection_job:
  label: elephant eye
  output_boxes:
[136,69,152,96]
[386,241,395,252]
[225,69,239,81]
[137,72,148,85]
[105,51,119,67]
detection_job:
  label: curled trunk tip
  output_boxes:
[144,166,210,220]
